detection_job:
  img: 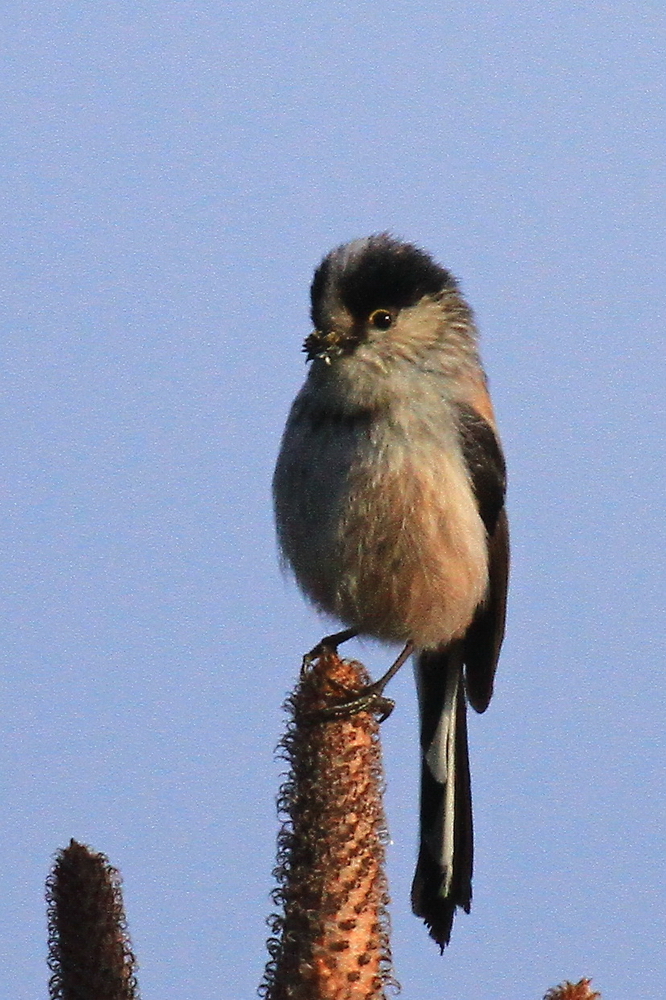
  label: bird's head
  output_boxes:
[304,234,470,367]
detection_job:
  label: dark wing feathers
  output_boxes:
[463,508,509,712]
[455,403,510,714]
[455,402,506,533]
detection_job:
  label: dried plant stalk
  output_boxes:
[46,839,139,1000]
[544,979,601,1000]
[262,650,397,1000]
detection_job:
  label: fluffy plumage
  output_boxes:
[273,234,509,948]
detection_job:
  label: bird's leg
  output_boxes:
[370,640,415,695]
[310,640,415,722]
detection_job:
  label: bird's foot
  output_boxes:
[302,639,414,723]
[301,627,359,674]
[311,677,396,722]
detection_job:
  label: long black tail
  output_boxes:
[411,644,472,949]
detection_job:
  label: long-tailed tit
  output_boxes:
[273,234,509,949]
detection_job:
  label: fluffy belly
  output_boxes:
[274,398,490,650]
[330,447,489,649]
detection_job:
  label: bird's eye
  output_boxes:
[368,309,393,330]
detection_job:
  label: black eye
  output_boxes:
[368,309,393,330]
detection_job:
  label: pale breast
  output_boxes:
[274,384,490,650]
[333,427,490,648]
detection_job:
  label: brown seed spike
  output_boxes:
[46,839,139,1000]
[544,979,601,1000]
[261,650,398,1000]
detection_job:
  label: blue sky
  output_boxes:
[1,3,665,998]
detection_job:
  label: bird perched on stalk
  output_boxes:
[273,234,509,949]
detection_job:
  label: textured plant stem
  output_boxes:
[262,650,397,1000]
[544,979,601,1000]
[46,839,139,1000]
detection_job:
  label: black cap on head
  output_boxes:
[311,234,456,328]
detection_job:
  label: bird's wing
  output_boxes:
[454,400,509,714]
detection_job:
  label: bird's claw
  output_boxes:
[307,683,395,723]
[301,628,360,675]
[301,642,327,675]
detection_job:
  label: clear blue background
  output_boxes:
[1,3,664,998]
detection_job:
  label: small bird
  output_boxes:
[272,234,509,949]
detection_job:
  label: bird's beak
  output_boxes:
[302,329,344,362]
[303,323,363,362]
